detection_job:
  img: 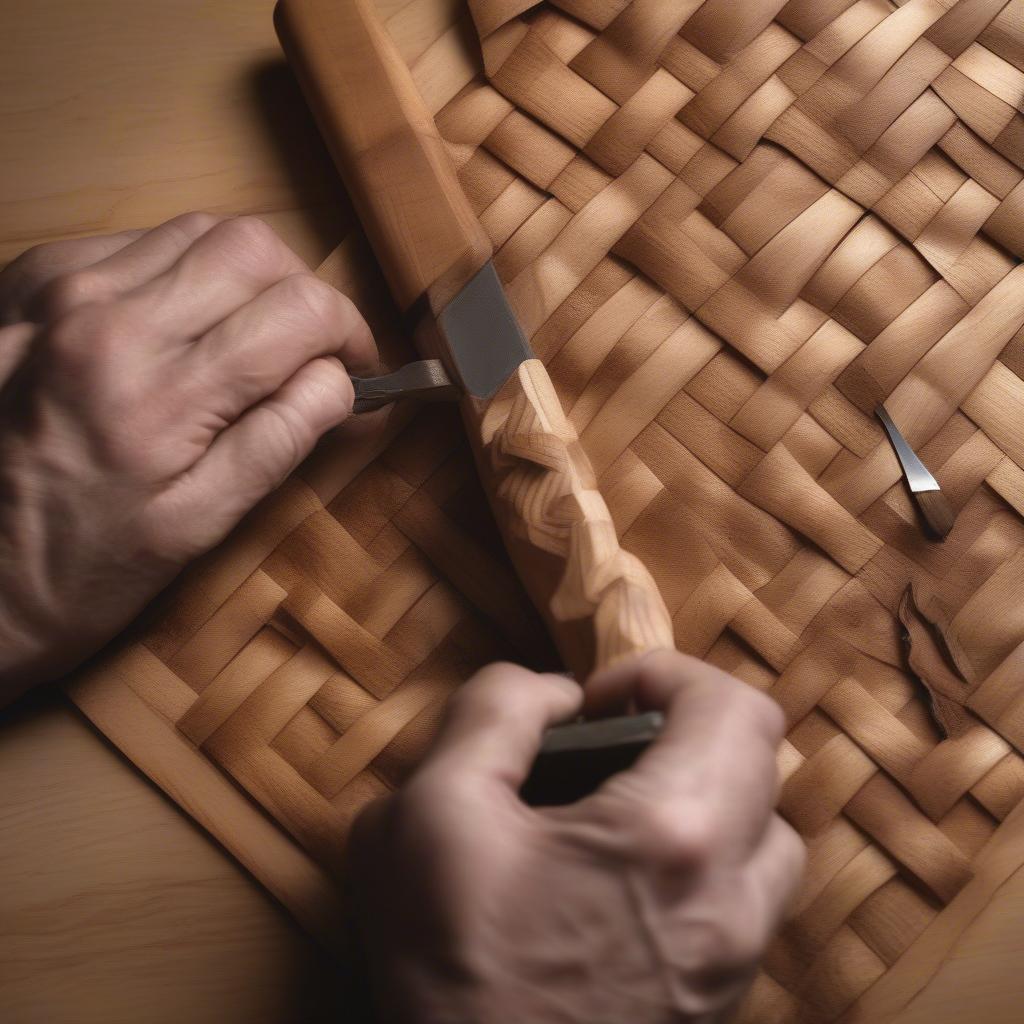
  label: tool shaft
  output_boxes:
[275,0,490,314]
[351,360,458,413]
[277,0,676,678]
[875,406,940,493]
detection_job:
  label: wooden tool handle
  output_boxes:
[276,0,675,678]
[275,0,491,313]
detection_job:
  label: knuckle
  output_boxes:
[247,403,311,485]
[44,308,157,453]
[6,239,73,287]
[630,800,717,869]
[333,288,362,329]
[299,357,354,416]
[695,913,764,979]
[214,215,285,275]
[452,662,526,716]
[309,354,350,389]
[36,269,112,320]
[168,210,220,238]
[279,273,339,327]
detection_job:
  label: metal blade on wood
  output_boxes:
[351,359,459,413]
[876,405,941,494]
[521,712,665,807]
[438,260,532,400]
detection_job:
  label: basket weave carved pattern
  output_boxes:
[453,3,1024,1018]
[70,1,1024,1020]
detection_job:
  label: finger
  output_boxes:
[0,228,144,324]
[153,356,355,550]
[127,215,308,341]
[588,650,785,748]
[743,814,806,932]
[186,273,377,422]
[584,648,704,717]
[423,664,583,791]
[0,323,36,383]
[588,651,785,854]
[25,213,226,324]
[71,212,225,297]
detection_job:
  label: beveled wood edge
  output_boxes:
[64,665,346,956]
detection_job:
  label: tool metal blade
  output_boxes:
[876,405,941,494]
[438,261,532,400]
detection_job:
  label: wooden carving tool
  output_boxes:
[275,0,674,686]
[277,0,675,799]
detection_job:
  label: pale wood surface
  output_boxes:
[0,693,340,1024]
[278,0,492,313]
[279,0,675,680]
[1,0,1022,1021]
[0,1,350,1020]
[0,0,349,268]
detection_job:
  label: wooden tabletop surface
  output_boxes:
[1,2,1023,1022]
[0,2,348,1020]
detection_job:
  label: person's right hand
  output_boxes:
[349,650,804,1024]
[0,213,377,703]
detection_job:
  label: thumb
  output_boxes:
[424,663,582,791]
[157,356,353,549]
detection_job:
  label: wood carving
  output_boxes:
[60,0,1024,1021]
[274,0,491,313]
[278,0,674,679]
[475,359,674,678]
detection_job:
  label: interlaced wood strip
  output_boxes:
[68,1,1024,1019]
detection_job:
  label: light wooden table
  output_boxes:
[0,2,348,1020]
[2,2,1023,1022]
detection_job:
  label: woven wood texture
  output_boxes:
[67,1,1024,1020]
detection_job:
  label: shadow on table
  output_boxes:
[249,58,356,262]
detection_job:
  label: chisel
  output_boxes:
[276,0,675,799]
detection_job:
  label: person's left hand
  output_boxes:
[0,214,377,704]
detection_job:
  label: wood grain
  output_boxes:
[276,0,491,313]
[278,0,675,680]
[2,0,1024,1021]
[0,0,348,268]
[0,0,421,1020]
[0,693,340,1024]
[474,359,675,677]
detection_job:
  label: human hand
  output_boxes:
[348,650,804,1024]
[0,214,376,703]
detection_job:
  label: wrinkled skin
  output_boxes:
[350,651,805,1024]
[0,214,377,702]
[0,220,804,1024]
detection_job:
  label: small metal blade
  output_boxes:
[351,359,459,413]
[521,712,665,807]
[876,405,941,494]
[438,260,532,400]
